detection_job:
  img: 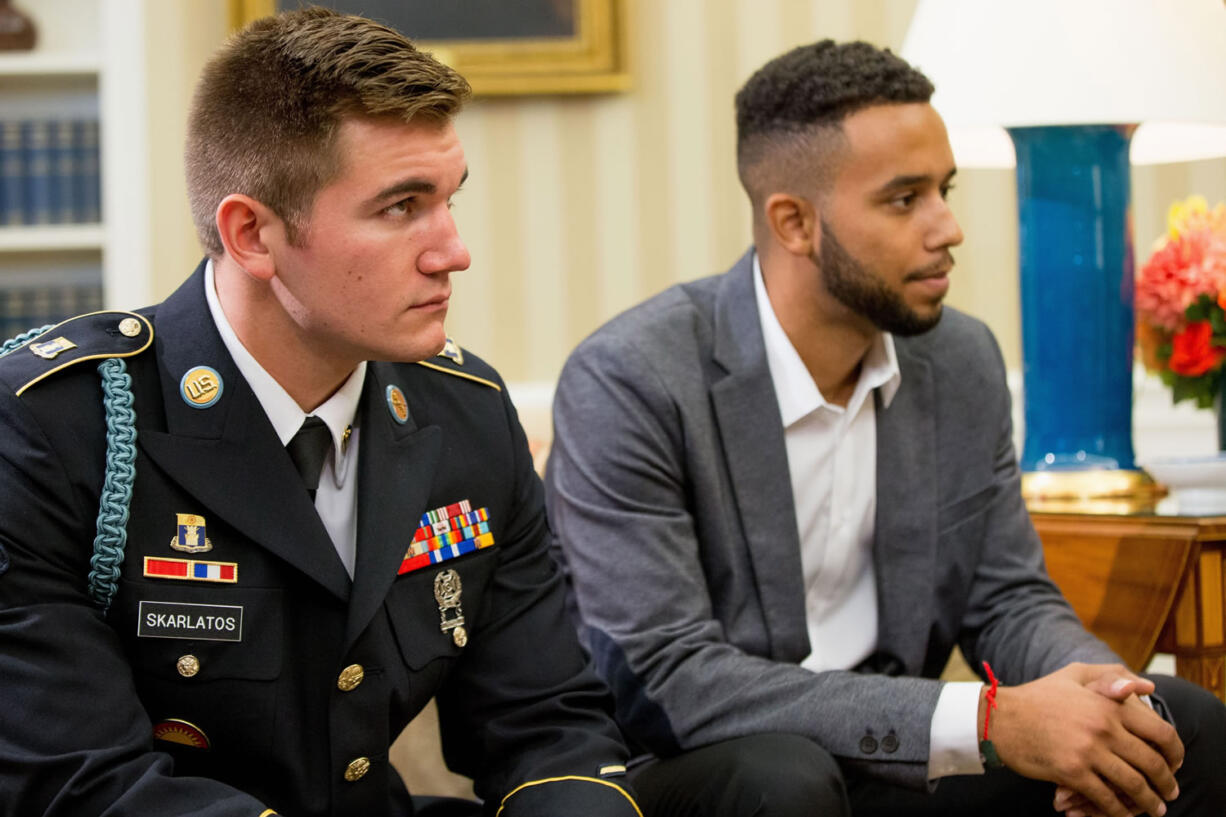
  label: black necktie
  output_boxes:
[286,416,331,501]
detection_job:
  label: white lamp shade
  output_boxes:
[901,0,1226,167]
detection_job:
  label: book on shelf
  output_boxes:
[74,119,101,223]
[53,119,75,224]
[0,121,22,228]
[22,119,53,226]
[0,116,102,228]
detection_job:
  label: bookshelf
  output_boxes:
[0,0,153,341]
[0,224,104,252]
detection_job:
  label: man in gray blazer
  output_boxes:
[545,40,1225,817]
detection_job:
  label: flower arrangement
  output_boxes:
[1135,196,1226,408]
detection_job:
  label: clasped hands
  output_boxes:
[985,663,1183,817]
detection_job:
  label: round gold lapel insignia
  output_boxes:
[118,317,142,337]
[386,384,409,424]
[180,366,223,409]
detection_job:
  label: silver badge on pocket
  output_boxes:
[433,569,467,647]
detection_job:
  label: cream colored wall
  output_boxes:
[446,0,924,383]
[145,0,230,303]
[141,0,1226,384]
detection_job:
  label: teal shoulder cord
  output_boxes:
[2,326,136,611]
[90,357,136,611]
[0,324,54,354]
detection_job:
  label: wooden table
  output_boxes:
[1032,511,1226,701]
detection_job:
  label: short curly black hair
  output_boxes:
[735,40,933,208]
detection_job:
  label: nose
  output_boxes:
[928,198,964,251]
[419,210,471,275]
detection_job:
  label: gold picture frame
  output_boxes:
[229,0,631,95]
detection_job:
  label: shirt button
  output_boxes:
[176,655,200,678]
[881,733,899,753]
[859,735,878,754]
[337,664,365,692]
[344,757,370,782]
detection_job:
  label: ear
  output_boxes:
[764,192,818,258]
[215,194,283,282]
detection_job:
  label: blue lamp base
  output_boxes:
[1007,125,1156,502]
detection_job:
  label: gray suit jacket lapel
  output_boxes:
[709,252,810,663]
[873,339,937,672]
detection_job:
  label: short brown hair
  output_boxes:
[185,6,471,256]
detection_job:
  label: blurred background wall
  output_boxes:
[136,0,1226,385]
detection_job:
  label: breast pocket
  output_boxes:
[937,484,994,536]
[385,548,499,671]
[114,580,283,762]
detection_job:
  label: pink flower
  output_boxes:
[1135,227,1226,332]
[1136,196,1226,390]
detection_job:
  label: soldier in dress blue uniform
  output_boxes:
[0,8,639,817]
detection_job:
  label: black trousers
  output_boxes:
[628,675,1226,816]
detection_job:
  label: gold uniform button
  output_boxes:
[118,317,142,337]
[176,654,200,678]
[337,664,365,692]
[344,757,370,782]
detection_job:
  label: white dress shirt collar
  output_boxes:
[203,258,365,479]
[752,253,900,427]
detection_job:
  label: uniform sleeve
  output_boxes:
[0,381,275,817]
[430,379,640,817]
[543,336,943,791]
[494,775,641,817]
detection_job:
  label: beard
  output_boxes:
[813,219,945,337]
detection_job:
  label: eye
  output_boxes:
[940,183,956,200]
[382,197,416,217]
[890,191,918,209]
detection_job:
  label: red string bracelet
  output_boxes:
[981,660,999,741]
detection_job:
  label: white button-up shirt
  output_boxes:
[753,255,982,779]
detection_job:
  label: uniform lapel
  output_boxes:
[709,252,810,663]
[137,263,351,601]
[344,363,441,646]
[872,339,937,672]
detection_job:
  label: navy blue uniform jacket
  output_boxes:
[0,264,638,817]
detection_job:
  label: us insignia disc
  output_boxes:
[386,384,409,424]
[180,366,223,409]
